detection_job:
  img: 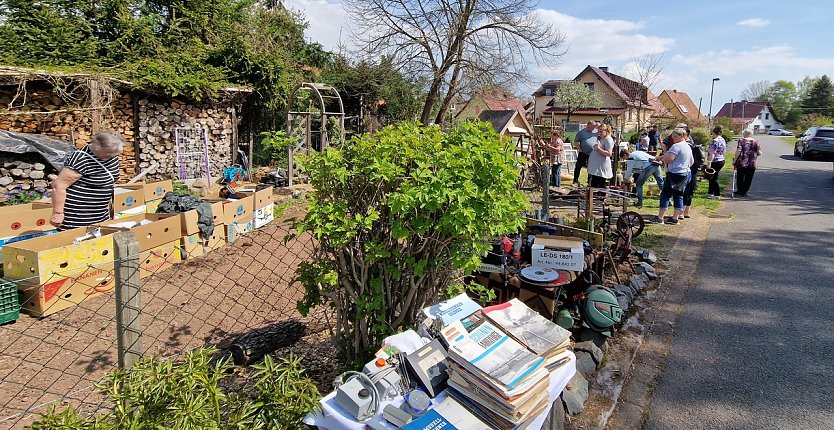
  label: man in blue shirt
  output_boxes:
[572,121,598,185]
[621,148,664,208]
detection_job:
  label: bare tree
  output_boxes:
[624,53,665,128]
[344,0,565,125]
[740,80,772,101]
[551,80,601,124]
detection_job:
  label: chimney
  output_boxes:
[599,66,609,72]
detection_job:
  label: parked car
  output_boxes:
[794,126,834,159]
[768,128,793,136]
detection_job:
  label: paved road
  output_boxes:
[644,135,834,429]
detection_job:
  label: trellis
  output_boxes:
[286,83,345,186]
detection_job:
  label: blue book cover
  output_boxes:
[402,409,459,430]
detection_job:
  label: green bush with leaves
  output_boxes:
[31,349,320,430]
[293,121,529,363]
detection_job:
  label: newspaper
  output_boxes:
[441,319,546,392]
[483,299,571,357]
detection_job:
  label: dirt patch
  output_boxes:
[0,201,319,429]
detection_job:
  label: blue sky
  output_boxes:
[285,0,834,115]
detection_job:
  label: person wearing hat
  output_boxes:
[705,125,727,199]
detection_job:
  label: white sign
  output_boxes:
[531,247,584,271]
[476,263,504,274]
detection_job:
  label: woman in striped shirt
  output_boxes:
[50,132,124,230]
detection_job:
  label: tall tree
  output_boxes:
[551,80,602,124]
[740,80,772,101]
[624,53,665,128]
[801,74,834,117]
[343,0,565,126]
[761,80,799,125]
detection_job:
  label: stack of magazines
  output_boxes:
[439,298,572,430]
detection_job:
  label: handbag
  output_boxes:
[668,173,688,192]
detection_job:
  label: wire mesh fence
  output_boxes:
[0,201,331,429]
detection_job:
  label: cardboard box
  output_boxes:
[518,286,559,317]
[225,219,253,243]
[3,228,115,286]
[98,214,182,252]
[146,210,200,236]
[113,187,145,214]
[531,235,585,271]
[253,203,274,229]
[205,223,226,252]
[123,180,173,202]
[17,267,115,317]
[239,185,274,210]
[207,200,225,225]
[139,241,182,279]
[0,203,55,237]
[205,195,254,225]
[180,233,205,259]
[115,205,147,219]
[145,199,161,214]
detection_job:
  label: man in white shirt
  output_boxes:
[622,148,664,208]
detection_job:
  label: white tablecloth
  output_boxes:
[304,350,576,430]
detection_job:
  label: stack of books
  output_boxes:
[440,299,572,430]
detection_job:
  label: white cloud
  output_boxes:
[284,0,349,51]
[737,18,770,27]
[532,9,675,82]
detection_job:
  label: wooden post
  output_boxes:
[114,231,142,368]
[541,163,550,221]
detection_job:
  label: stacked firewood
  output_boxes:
[0,160,57,202]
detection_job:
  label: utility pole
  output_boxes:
[708,77,720,129]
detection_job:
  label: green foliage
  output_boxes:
[0,0,321,121]
[3,190,44,206]
[796,113,834,130]
[293,121,528,362]
[802,74,834,117]
[31,348,321,430]
[552,80,602,123]
[259,130,296,167]
[690,128,711,147]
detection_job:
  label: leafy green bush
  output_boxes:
[796,113,834,130]
[293,121,529,363]
[690,128,711,147]
[31,349,320,430]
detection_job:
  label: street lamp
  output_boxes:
[708,77,720,128]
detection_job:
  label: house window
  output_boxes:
[678,104,688,113]
[765,113,770,120]
[544,88,554,96]
[584,83,595,91]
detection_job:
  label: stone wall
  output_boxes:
[0,79,241,186]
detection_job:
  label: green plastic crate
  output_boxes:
[0,279,19,325]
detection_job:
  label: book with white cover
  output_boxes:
[422,292,482,326]
[441,319,546,393]
[483,299,571,357]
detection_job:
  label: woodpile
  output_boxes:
[136,100,235,181]
[0,89,136,179]
[0,158,57,203]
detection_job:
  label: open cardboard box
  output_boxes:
[98,214,182,252]
[18,265,115,317]
[3,227,115,287]
[138,240,182,279]
[146,210,201,237]
[204,194,254,225]
[0,203,55,238]
[113,187,145,214]
[122,180,174,202]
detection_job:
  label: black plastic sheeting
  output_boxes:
[0,130,75,171]
[155,192,215,237]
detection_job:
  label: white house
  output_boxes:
[714,101,783,133]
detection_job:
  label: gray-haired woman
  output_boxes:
[50,131,125,230]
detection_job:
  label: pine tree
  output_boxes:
[802,75,834,117]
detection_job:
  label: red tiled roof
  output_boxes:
[660,89,703,123]
[482,92,526,113]
[584,66,652,108]
[714,101,779,123]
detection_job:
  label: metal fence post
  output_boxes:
[114,231,142,368]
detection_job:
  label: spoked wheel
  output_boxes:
[617,211,645,238]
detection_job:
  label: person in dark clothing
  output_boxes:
[572,121,598,186]
[706,125,727,199]
[733,129,762,197]
[648,125,660,152]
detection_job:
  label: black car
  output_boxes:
[794,126,834,159]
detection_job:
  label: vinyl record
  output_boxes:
[519,265,560,284]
